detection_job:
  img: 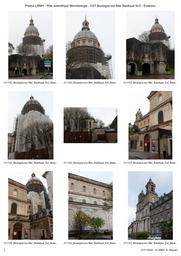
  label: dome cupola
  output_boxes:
[71,17,100,48]
[26,173,45,193]
[21,96,45,115]
[149,17,170,42]
[24,17,39,36]
[24,17,40,37]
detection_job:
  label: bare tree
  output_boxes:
[95,118,104,128]
[138,31,150,42]
[64,108,92,131]
[8,42,15,55]
[44,45,53,60]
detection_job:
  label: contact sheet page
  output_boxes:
[0,0,180,255]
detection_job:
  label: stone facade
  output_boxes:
[66,17,112,79]
[8,179,31,240]
[8,17,51,78]
[127,17,174,78]
[8,96,53,160]
[68,173,113,235]
[64,108,117,143]
[8,173,53,240]
[128,179,173,239]
[9,54,44,77]
[129,91,172,159]
[150,191,173,238]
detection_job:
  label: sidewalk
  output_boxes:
[129,151,161,159]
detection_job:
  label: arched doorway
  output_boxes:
[128,62,136,75]
[13,223,22,239]
[22,69,27,76]
[15,69,20,75]
[144,134,150,152]
[142,63,150,75]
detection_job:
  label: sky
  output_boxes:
[127,11,174,49]
[9,11,53,51]
[128,89,151,124]
[128,171,172,225]
[66,11,115,77]
[8,91,53,132]
[70,171,112,184]
[9,170,49,188]
[88,107,117,126]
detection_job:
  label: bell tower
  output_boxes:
[146,178,156,194]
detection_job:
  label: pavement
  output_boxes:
[9,74,53,79]
[127,74,174,79]
[129,151,162,159]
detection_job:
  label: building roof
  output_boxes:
[21,96,45,115]
[69,173,112,189]
[8,178,27,190]
[150,18,165,34]
[150,190,173,210]
[26,173,45,193]
[24,17,40,37]
[73,17,98,42]
[149,17,169,42]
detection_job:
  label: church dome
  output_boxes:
[24,17,39,37]
[26,173,45,193]
[150,18,165,33]
[149,17,168,42]
[74,30,98,41]
[21,96,45,115]
[71,17,100,48]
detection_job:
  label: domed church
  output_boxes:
[149,17,170,46]
[9,17,48,78]
[8,172,53,240]
[26,173,50,215]
[66,17,112,79]
[126,17,174,78]
[8,96,53,159]
[22,17,45,57]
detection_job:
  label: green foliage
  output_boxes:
[159,220,173,239]
[89,217,105,233]
[75,211,90,232]
[136,60,142,71]
[134,232,149,239]
[165,63,174,75]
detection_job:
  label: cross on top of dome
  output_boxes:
[155,17,159,24]
[82,16,90,31]
[29,17,34,26]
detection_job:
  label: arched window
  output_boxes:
[82,186,86,192]
[158,93,162,103]
[82,199,86,203]
[70,183,74,190]
[13,189,18,197]
[94,201,97,205]
[158,111,164,124]
[11,202,17,215]
[103,190,106,197]
[69,197,73,202]
[93,188,97,195]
